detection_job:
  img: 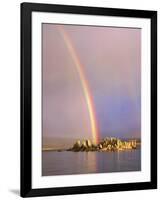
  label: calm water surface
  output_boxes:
[42,149,141,176]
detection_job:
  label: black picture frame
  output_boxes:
[21,2,157,197]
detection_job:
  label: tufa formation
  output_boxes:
[68,137,138,152]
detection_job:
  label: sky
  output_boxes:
[42,23,141,143]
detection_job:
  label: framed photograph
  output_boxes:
[21,2,157,197]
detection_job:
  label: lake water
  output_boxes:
[42,149,141,176]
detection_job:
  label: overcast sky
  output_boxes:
[42,24,141,141]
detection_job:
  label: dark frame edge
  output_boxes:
[20,2,32,197]
[21,2,157,17]
[23,182,156,198]
[150,11,157,189]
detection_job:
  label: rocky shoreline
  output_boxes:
[67,137,139,152]
[43,137,140,152]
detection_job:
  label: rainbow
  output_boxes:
[58,26,99,144]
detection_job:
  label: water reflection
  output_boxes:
[42,149,141,176]
[85,152,97,173]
